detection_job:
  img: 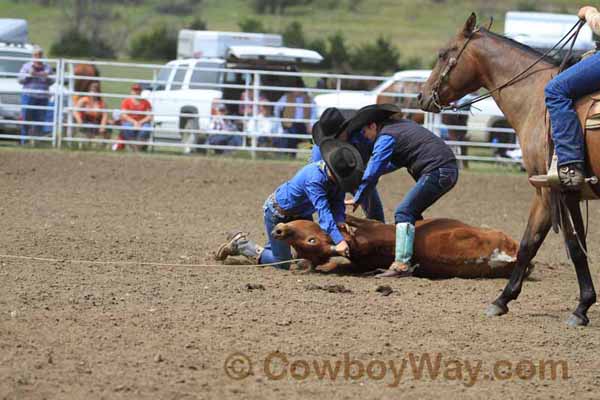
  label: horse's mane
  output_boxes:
[479,28,561,67]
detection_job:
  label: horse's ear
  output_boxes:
[463,12,477,37]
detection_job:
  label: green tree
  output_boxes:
[328,32,350,71]
[238,18,269,33]
[306,38,329,68]
[351,36,401,74]
[186,17,207,30]
[50,28,115,58]
[282,21,305,48]
[129,25,177,61]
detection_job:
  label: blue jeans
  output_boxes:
[545,52,600,166]
[394,166,458,225]
[20,95,48,141]
[362,188,385,222]
[207,132,243,153]
[122,121,152,140]
[273,123,306,151]
[258,196,312,269]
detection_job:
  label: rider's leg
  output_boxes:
[545,52,600,189]
[377,166,459,278]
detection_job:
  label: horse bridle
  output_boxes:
[429,19,586,112]
[429,27,479,112]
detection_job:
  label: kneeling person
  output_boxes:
[215,139,364,268]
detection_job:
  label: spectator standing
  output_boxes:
[17,46,54,143]
[120,83,153,151]
[73,81,109,146]
[273,84,316,157]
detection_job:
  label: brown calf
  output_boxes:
[272,215,528,278]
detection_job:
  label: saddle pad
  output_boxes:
[586,98,600,130]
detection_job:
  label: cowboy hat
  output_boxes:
[320,138,365,193]
[345,103,402,135]
[312,107,350,145]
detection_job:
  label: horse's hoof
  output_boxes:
[566,313,589,327]
[485,303,508,317]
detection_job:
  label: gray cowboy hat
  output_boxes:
[345,103,402,135]
[320,138,365,193]
[312,107,350,145]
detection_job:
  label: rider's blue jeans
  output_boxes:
[394,166,458,225]
[545,52,600,166]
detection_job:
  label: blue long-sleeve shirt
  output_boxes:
[353,135,399,205]
[274,161,346,244]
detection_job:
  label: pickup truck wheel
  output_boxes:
[181,118,202,154]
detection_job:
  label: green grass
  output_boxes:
[2,0,595,65]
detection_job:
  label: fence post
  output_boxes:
[251,71,260,161]
[52,58,64,148]
[66,62,74,145]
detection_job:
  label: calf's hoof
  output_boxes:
[566,313,589,327]
[485,302,508,317]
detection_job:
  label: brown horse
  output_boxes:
[419,13,598,326]
[73,63,100,94]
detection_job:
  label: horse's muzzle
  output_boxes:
[417,92,440,113]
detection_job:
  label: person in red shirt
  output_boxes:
[120,83,153,151]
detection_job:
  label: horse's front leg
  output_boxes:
[486,192,552,317]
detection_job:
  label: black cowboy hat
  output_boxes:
[320,138,365,193]
[345,103,402,135]
[312,107,350,145]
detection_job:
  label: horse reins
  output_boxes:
[430,19,587,112]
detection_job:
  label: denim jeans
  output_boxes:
[362,188,385,223]
[122,121,152,140]
[20,95,48,141]
[394,166,458,225]
[545,52,600,166]
[273,123,306,151]
[258,196,312,269]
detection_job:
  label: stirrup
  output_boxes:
[529,155,598,189]
[529,154,561,189]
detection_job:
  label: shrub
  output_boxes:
[186,17,207,30]
[50,28,115,58]
[282,21,305,48]
[350,36,401,75]
[129,25,177,61]
[327,32,351,70]
[238,18,269,33]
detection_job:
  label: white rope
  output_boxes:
[0,254,303,268]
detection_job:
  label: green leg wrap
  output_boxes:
[394,222,415,264]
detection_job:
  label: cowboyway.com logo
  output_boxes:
[224,351,569,387]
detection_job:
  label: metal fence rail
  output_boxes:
[0,56,521,165]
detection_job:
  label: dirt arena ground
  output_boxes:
[1,148,600,399]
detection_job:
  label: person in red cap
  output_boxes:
[120,83,153,151]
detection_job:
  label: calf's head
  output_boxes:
[272,220,334,265]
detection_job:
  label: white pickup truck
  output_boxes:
[144,30,323,152]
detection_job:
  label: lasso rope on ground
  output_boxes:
[0,254,303,268]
